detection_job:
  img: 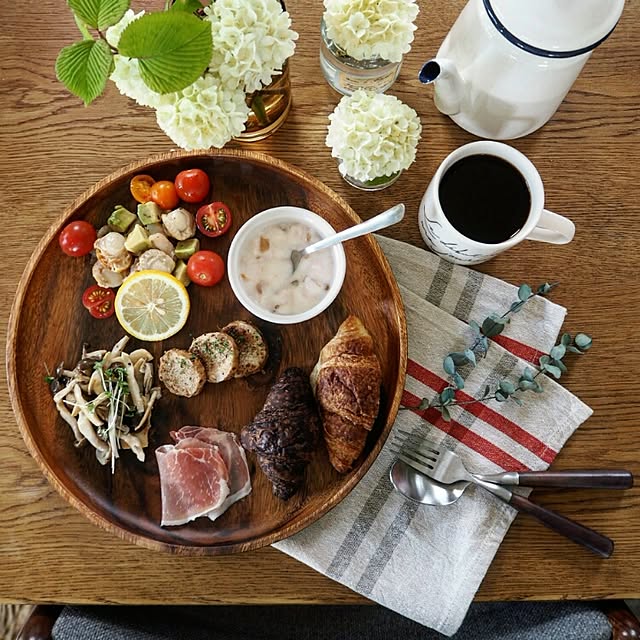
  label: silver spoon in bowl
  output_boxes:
[290,203,405,273]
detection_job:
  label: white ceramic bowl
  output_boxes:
[227,206,347,324]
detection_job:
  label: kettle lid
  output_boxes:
[486,0,625,57]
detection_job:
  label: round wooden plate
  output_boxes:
[7,149,407,554]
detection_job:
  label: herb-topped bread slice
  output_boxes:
[189,332,239,383]
[221,320,268,378]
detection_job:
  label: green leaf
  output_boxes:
[574,333,593,351]
[418,398,430,410]
[499,380,516,395]
[449,352,469,367]
[118,12,212,94]
[480,336,489,351]
[443,356,456,375]
[561,333,572,346]
[554,359,568,374]
[510,301,524,313]
[539,355,550,366]
[481,317,504,338]
[522,367,535,382]
[543,363,562,379]
[519,379,536,391]
[453,372,465,390]
[518,284,532,301]
[169,0,203,12]
[469,320,481,335]
[464,349,476,366]
[55,39,114,105]
[533,381,544,393]
[495,391,508,402]
[550,344,566,360]
[567,345,582,354]
[68,0,130,30]
[440,387,456,405]
[484,385,491,397]
[440,405,451,422]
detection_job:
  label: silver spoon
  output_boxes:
[390,459,470,505]
[290,203,405,272]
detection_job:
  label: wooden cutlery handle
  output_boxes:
[518,470,633,489]
[509,493,614,558]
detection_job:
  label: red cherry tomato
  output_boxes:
[81,284,115,319]
[187,250,225,287]
[175,169,210,203]
[150,180,180,210]
[196,202,232,237]
[59,221,97,257]
[130,175,155,204]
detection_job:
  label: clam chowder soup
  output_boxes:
[239,223,334,315]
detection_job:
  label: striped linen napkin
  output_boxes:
[273,235,593,637]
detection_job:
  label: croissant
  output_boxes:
[311,315,382,473]
[241,367,320,499]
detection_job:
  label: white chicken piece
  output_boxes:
[148,232,176,257]
[162,208,196,240]
[92,260,125,288]
[95,232,132,272]
[137,249,175,273]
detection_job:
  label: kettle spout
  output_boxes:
[419,59,463,116]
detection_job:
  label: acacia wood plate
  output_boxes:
[7,149,407,554]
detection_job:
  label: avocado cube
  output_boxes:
[172,260,191,287]
[137,201,162,226]
[174,238,200,260]
[124,224,151,255]
[108,206,137,233]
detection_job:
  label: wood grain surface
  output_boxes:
[1,0,639,604]
[6,149,406,554]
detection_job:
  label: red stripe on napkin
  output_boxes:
[492,335,546,364]
[402,390,530,471]
[406,359,557,464]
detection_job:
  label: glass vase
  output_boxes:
[319,18,402,96]
[339,164,403,191]
[237,62,292,142]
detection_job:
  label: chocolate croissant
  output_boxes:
[241,367,320,499]
[310,315,382,473]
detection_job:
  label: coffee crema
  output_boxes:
[438,154,531,244]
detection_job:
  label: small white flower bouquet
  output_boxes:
[323,0,419,62]
[56,0,298,150]
[326,90,422,189]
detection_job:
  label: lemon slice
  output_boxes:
[115,270,190,342]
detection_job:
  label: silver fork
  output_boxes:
[390,431,619,558]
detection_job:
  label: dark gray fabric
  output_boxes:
[52,602,611,640]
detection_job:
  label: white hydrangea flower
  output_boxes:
[155,74,250,150]
[204,0,298,93]
[323,0,419,62]
[326,90,422,182]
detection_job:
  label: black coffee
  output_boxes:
[438,154,530,244]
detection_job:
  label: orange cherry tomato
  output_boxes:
[150,180,180,210]
[130,175,156,204]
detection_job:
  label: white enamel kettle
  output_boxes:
[420,0,625,139]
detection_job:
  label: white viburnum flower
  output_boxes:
[204,0,298,93]
[326,90,422,182]
[105,9,144,48]
[155,74,250,150]
[323,0,419,62]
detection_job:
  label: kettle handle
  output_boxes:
[527,209,575,245]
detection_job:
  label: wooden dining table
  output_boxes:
[1,0,639,609]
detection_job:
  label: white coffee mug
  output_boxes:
[418,141,575,265]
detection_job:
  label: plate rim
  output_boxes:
[6,148,408,555]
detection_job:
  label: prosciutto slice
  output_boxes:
[156,438,230,527]
[171,426,252,521]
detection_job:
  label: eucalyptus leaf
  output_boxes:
[518,283,532,301]
[574,333,593,350]
[561,333,572,346]
[449,352,468,367]
[453,372,465,390]
[533,381,544,393]
[554,359,568,374]
[440,405,451,422]
[522,367,535,382]
[418,398,430,410]
[480,336,489,351]
[484,385,491,397]
[510,301,524,313]
[169,0,203,12]
[440,387,456,405]
[118,12,212,94]
[543,363,562,379]
[68,0,129,30]
[55,39,113,105]
[519,379,536,391]
[469,320,481,335]
[481,317,504,338]
[499,380,516,395]
[539,355,550,366]
[495,391,508,402]
[443,355,456,375]
[550,344,566,360]
[464,349,476,366]
[567,345,582,354]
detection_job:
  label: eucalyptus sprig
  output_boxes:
[406,283,593,421]
[56,0,212,105]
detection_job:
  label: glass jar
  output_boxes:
[339,164,402,191]
[237,62,292,142]
[319,18,402,96]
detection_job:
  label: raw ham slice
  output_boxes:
[171,426,252,521]
[156,439,229,527]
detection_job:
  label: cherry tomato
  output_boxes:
[130,175,155,204]
[187,250,225,287]
[196,202,232,238]
[150,180,180,210]
[81,284,115,319]
[59,221,97,257]
[175,169,210,203]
